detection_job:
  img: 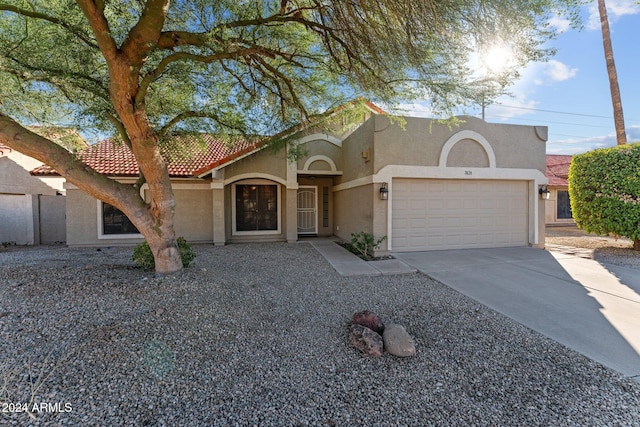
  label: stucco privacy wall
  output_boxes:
[333,115,548,253]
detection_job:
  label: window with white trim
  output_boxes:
[98,201,141,239]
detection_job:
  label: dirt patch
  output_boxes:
[545,225,633,250]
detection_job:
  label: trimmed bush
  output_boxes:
[132,237,197,270]
[569,143,640,250]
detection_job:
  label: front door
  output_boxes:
[297,186,317,235]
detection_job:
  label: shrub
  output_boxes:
[132,237,197,270]
[569,143,640,250]
[348,231,387,260]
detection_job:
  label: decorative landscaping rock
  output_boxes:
[352,310,385,335]
[349,324,384,357]
[382,323,416,357]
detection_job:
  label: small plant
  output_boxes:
[132,237,196,270]
[349,232,387,260]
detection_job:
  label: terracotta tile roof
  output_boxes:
[546,154,573,187]
[31,134,264,177]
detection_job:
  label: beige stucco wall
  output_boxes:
[333,184,373,242]
[223,146,288,182]
[173,187,213,243]
[297,139,343,173]
[0,156,59,195]
[371,115,547,174]
[336,117,375,184]
[66,188,106,246]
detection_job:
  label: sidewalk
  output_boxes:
[306,239,416,276]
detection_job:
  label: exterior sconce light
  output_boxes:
[539,185,550,200]
[380,183,389,200]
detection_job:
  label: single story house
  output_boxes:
[545,154,574,225]
[34,107,549,255]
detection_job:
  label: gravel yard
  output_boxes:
[546,224,640,268]
[1,242,639,426]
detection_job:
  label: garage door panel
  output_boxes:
[392,179,528,251]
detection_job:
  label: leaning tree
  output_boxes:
[0,0,581,273]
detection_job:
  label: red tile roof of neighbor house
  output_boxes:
[546,154,573,187]
[31,134,265,177]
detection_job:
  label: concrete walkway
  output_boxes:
[309,239,640,380]
[306,239,416,276]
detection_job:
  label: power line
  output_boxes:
[494,103,614,119]
[494,103,640,123]
[484,114,614,129]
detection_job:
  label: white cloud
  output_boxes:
[547,125,640,155]
[586,0,640,31]
[549,15,572,33]
[545,60,579,82]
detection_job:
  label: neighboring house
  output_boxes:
[545,154,574,225]
[0,127,87,245]
[35,107,549,254]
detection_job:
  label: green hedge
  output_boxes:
[569,143,640,247]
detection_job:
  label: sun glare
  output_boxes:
[483,45,514,74]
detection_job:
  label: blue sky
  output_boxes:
[403,0,640,155]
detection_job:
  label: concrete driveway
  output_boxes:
[394,247,640,380]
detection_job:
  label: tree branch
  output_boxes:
[75,0,118,62]
[0,3,99,49]
[157,110,245,139]
[121,0,169,64]
[3,55,109,101]
[0,113,141,210]
[136,48,262,105]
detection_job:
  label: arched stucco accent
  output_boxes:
[300,155,339,174]
[296,133,343,147]
[439,130,496,168]
[224,173,287,187]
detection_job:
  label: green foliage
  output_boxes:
[133,237,197,270]
[349,232,387,261]
[0,0,583,137]
[569,143,640,244]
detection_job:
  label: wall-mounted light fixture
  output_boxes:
[380,182,389,200]
[539,185,550,200]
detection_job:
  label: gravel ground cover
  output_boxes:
[546,225,640,268]
[1,243,639,426]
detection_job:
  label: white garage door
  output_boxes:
[392,179,528,252]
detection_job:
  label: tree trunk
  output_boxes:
[598,0,627,145]
[0,114,183,274]
[634,239,640,251]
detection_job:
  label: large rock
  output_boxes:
[382,323,416,357]
[349,324,384,357]
[352,310,385,335]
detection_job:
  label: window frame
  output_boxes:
[97,200,143,240]
[231,180,282,236]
